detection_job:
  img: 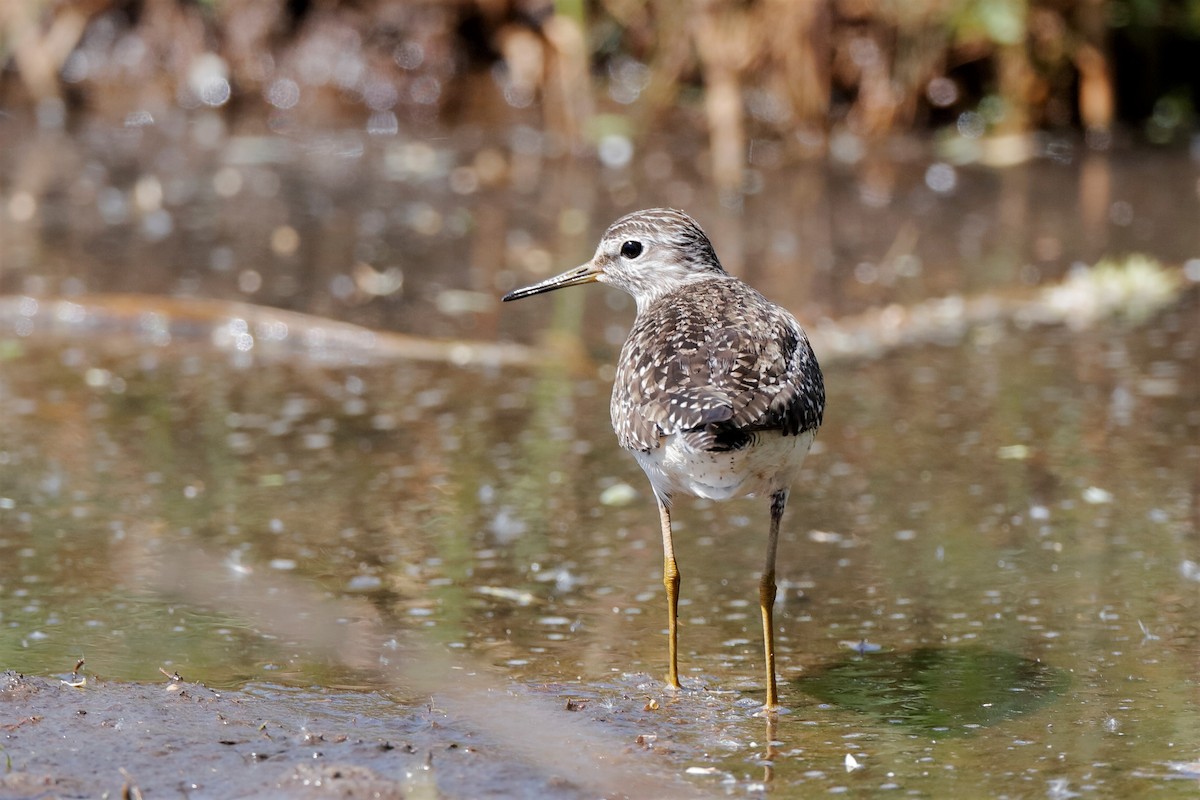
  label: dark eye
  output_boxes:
[620,240,643,259]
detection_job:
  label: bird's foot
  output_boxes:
[753,703,791,718]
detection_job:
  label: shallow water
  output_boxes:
[2,116,1200,796]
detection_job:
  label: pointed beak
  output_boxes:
[502,262,601,302]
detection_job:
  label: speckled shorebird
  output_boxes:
[503,208,824,709]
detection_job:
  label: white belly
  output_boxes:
[632,429,816,501]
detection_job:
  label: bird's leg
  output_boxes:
[760,489,788,710]
[655,493,682,690]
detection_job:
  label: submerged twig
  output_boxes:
[0,293,534,368]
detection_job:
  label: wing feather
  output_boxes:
[611,279,824,453]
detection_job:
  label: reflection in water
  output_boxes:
[797,646,1069,734]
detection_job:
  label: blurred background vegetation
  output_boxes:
[2,0,1198,186]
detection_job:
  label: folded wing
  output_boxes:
[612,280,824,454]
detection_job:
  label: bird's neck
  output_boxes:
[629,273,731,314]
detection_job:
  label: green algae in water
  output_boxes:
[797,646,1069,734]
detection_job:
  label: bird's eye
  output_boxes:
[620,240,643,259]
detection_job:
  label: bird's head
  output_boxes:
[502,208,726,310]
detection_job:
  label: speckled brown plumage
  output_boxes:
[612,276,824,456]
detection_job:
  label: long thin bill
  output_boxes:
[502,263,600,301]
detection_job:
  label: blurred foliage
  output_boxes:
[0,1,1197,173]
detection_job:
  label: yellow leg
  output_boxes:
[656,494,682,689]
[761,490,788,710]
[760,569,778,708]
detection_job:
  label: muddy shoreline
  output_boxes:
[0,671,626,799]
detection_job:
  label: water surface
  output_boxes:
[2,118,1199,796]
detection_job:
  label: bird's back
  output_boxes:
[611,275,824,499]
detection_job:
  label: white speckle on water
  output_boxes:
[599,482,637,506]
[226,432,253,452]
[303,432,332,450]
[1166,760,1200,778]
[1082,486,1113,504]
[346,574,383,592]
[225,553,252,577]
[1046,777,1081,799]
[997,444,1030,460]
[476,586,536,606]
[490,507,527,542]
[371,413,397,430]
